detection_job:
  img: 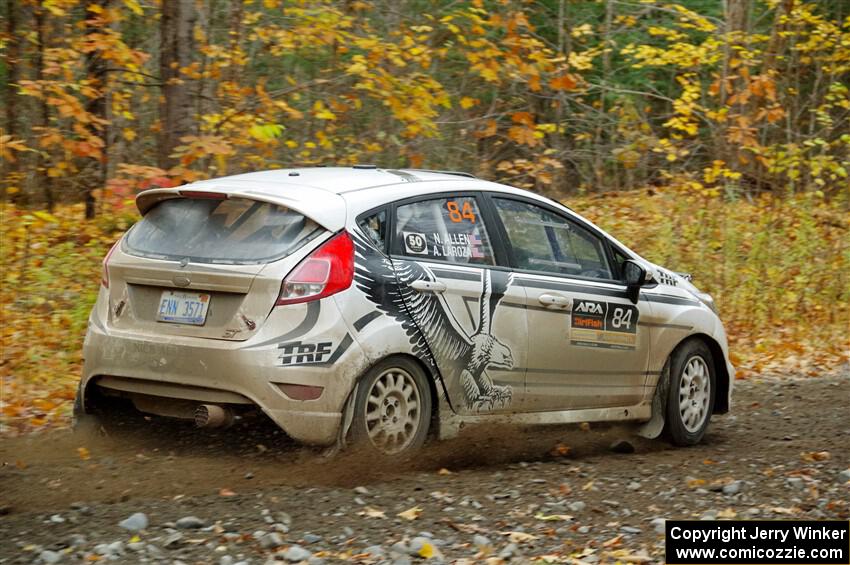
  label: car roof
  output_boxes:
[207,166,478,194]
[136,167,521,231]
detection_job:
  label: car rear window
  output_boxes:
[125,197,324,264]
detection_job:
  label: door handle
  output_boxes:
[538,293,571,308]
[410,280,447,293]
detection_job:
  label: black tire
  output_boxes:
[665,339,716,446]
[350,357,432,456]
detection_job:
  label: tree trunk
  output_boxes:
[84,0,110,219]
[34,5,54,210]
[4,0,19,140]
[158,0,196,169]
[225,0,244,84]
[3,0,21,202]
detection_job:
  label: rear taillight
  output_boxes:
[276,231,354,305]
[101,240,120,288]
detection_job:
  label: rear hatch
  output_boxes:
[107,194,327,341]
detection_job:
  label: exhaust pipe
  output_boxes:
[194,404,234,428]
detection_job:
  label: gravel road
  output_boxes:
[1,372,848,564]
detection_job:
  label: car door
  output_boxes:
[488,195,652,411]
[389,193,527,415]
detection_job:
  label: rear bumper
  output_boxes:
[81,299,368,446]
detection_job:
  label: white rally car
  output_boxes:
[76,167,734,454]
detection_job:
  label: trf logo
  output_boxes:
[278,341,333,366]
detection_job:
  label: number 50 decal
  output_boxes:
[446,200,476,223]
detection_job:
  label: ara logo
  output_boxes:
[278,341,333,366]
[574,300,605,315]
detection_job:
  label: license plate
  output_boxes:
[156,290,210,325]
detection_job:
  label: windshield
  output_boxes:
[125,197,324,264]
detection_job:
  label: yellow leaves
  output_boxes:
[571,23,594,38]
[32,211,60,224]
[459,96,478,109]
[312,101,337,121]
[77,447,91,461]
[123,0,143,16]
[416,541,438,559]
[703,160,742,184]
[248,124,284,143]
[397,507,423,521]
[122,128,137,142]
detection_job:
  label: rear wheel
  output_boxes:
[665,339,716,446]
[350,357,432,456]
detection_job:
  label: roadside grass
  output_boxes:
[1,191,847,435]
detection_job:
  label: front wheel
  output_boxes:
[665,339,716,446]
[350,357,432,456]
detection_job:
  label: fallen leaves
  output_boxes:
[502,531,538,544]
[357,507,386,519]
[801,451,831,462]
[549,443,571,457]
[534,512,573,522]
[397,507,422,521]
[416,541,438,559]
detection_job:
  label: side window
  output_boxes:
[493,198,613,280]
[357,209,387,250]
[394,196,495,265]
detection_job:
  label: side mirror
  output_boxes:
[623,260,647,304]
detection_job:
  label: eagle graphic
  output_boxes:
[353,233,513,411]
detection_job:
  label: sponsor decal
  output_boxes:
[402,231,428,255]
[657,270,679,286]
[429,232,487,260]
[571,299,639,350]
[278,340,333,366]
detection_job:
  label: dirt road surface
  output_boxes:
[2,373,848,564]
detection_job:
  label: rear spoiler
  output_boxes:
[135,185,346,232]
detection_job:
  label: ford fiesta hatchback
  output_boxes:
[76,167,734,454]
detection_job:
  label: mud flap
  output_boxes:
[322,381,359,457]
[638,360,670,439]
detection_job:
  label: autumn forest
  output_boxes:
[1,0,848,432]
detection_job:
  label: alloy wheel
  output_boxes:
[364,368,422,453]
